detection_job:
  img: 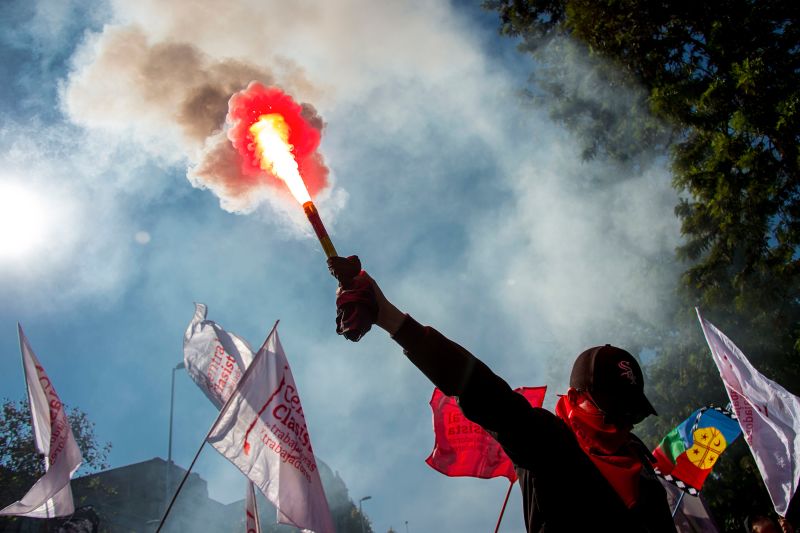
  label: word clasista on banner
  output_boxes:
[206,321,334,533]
[183,304,333,533]
[184,303,254,409]
[242,370,317,482]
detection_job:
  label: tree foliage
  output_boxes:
[0,397,112,505]
[484,0,800,529]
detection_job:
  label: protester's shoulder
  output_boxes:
[501,406,587,471]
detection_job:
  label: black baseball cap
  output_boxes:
[569,344,657,423]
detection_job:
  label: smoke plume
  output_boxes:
[63,24,324,213]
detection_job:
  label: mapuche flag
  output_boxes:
[426,387,546,481]
[652,406,741,494]
[0,326,83,517]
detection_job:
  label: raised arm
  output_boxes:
[327,256,541,434]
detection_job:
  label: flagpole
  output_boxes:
[254,484,262,533]
[493,481,514,533]
[155,430,208,532]
[156,321,279,533]
[670,491,686,518]
[20,326,52,523]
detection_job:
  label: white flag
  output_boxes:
[208,326,334,533]
[183,305,278,533]
[697,309,800,516]
[183,303,255,408]
[245,480,261,533]
[0,325,83,518]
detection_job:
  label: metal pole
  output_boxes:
[157,322,278,533]
[166,362,185,513]
[358,496,372,533]
[493,481,514,533]
[670,490,686,518]
[157,438,207,533]
[168,362,185,464]
[405,520,409,533]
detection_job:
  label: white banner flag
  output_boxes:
[697,309,800,516]
[0,325,83,518]
[184,305,296,533]
[208,325,334,533]
[183,303,255,408]
[246,480,261,533]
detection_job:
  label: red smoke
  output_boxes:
[226,81,328,198]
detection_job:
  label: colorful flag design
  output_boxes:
[653,406,741,493]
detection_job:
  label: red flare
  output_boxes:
[226,81,328,198]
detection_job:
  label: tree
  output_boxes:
[0,397,112,506]
[483,0,800,350]
[332,503,374,533]
[483,1,800,529]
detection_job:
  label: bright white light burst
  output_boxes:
[0,182,48,260]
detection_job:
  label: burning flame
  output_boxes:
[249,114,311,204]
[224,83,337,257]
[226,82,328,205]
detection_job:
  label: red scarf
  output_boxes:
[555,395,642,508]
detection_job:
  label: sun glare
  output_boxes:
[0,182,48,261]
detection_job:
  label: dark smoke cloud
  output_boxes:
[64,24,322,213]
[177,59,278,142]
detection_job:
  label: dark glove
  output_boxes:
[327,255,378,342]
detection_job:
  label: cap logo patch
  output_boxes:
[618,360,637,385]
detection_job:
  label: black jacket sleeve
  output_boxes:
[391,315,569,468]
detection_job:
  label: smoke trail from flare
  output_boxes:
[64,26,329,215]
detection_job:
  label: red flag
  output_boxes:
[426,387,546,482]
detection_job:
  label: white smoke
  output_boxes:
[5,1,686,531]
[63,23,323,214]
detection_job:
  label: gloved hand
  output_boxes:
[327,255,378,342]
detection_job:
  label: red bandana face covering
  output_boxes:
[555,395,642,508]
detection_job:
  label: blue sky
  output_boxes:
[0,1,684,531]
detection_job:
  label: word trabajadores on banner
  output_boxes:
[197,315,334,533]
